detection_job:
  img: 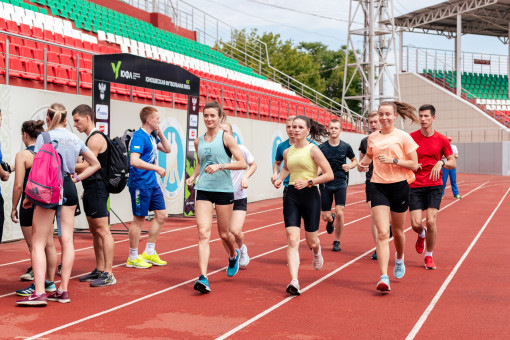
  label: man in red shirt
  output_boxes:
[410,105,456,270]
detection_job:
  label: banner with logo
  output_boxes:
[183,95,200,216]
[92,80,111,135]
[93,53,200,96]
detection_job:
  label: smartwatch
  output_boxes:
[308,179,313,187]
[392,158,398,164]
[441,160,446,167]
[220,163,226,170]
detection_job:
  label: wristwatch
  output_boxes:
[220,163,226,170]
[308,179,313,187]
[393,158,399,164]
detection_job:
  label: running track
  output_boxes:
[1,174,509,339]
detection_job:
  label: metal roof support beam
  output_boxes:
[508,21,510,100]
[396,0,497,29]
[456,14,462,97]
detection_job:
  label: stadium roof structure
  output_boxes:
[385,0,510,41]
[381,0,510,98]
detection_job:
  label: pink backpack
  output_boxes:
[24,132,65,234]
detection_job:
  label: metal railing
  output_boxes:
[121,0,365,128]
[0,30,366,132]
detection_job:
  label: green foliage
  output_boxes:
[215,29,363,114]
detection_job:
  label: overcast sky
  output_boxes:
[178,0,508,56]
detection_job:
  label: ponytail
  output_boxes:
[46,103,67,131]
[379,101,419,124]
[293,115,329,142]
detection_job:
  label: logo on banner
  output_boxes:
[157,117,185,199]
[192,97,198,111]
[231,124,244,145]
[96,104,108,120]
[271,131,285,165]
[96,122,108,133]
[111,60,140,80]
[98,83,107,100]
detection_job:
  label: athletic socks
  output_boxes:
[395,255,404,263]
[145,243,156,256]
[313,245,322,256]
[425,251,433,257]
[419,229,426,238]
[129,248,138,260]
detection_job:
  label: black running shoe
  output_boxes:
[57,263,62,276]
[371,251,377,260]
[326,213,335,234]
[79,268,102,282]
[286,280,300,296]
[332,240,341,252]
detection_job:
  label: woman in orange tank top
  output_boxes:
[359,102,420,293]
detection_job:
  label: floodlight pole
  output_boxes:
[508,22,510,100]
[369,0,375,111]
[456,14,462,97]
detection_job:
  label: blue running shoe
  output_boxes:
[193,275,211,294]
[376,275,391,293]
[16,280,56,296]
[226,249,240,277]
[393,254,406,279]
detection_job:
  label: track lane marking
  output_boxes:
[215,181,488,339]
[405,186,510,340]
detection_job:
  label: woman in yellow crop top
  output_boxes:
[359,101,419,293]
[274,115,333,296]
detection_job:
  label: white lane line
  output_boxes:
[406,186,510,340]
[0,205,288,268]
[23,213,374,340]
[215,181,488,339]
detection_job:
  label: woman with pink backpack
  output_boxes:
[17,103,100,306]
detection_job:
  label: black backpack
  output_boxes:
[89,131,129,194]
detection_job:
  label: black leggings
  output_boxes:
[0,194,4,243]
[283,186,320,232]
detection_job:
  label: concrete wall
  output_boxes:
[0,85,367,242]
[455,142,510,176]
[399,72,510,143]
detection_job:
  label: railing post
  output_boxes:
[130,86,133,102]
[43,48,47,90]
[172,92,175,108]
[258,95,261,120]
[268,98,271,122]
[6,39,9,85]
[152,89,155,105]
[206,83,209,102]
[76,54,80,94]
[234,89,237,117]
[221,87,224,109]
[246,93,249,117]
[278,100,281,122]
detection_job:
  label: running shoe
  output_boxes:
[57,263,62,276]
[454,195,462,199]
[47,290,70,303]
[326,213,335,234]
[16,280,56,296]
[424,256,437,270]
[20,266,34,281]
[141,251,167,266]
[332,240,341,252]
[16,292,47,306]
[312,247,324,270]
[126,255,152,269]
[79,268,102,282]
[376,275,391,293]
[415,228,426,254]
[393,254,406,279]
[193,275,211,294]
[90,272,117,287]
[226,249,240,277]
[239,244,250,267]
[286,279,300,296]
[371,251,377,260]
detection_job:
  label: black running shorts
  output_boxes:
[233,198,247,211]
[283,185,320,232]
[320,187,347,211]
[409,185,443,211]
[83,180,109,218]
[196,190,234,205]
[371,180,410,213]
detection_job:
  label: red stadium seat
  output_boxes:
[6,20,19,34]
[32,27,43,40]
[8,57,24,78]
[79,70,93,89]
[19,24,31,36]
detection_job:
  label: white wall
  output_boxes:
[0,85,368,242]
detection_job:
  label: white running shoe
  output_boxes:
[312,247,324,270]
[239,245,250,267]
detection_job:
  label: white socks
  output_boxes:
[145,243,156,255]
[313,245,322,256]
[425,251,433,257]
[419,229,426,238]
[129,248,138,260]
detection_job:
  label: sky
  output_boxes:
[177,0,509,55]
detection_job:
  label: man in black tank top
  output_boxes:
[73,105,116,287]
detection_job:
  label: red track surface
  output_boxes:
[1,174,509,339]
